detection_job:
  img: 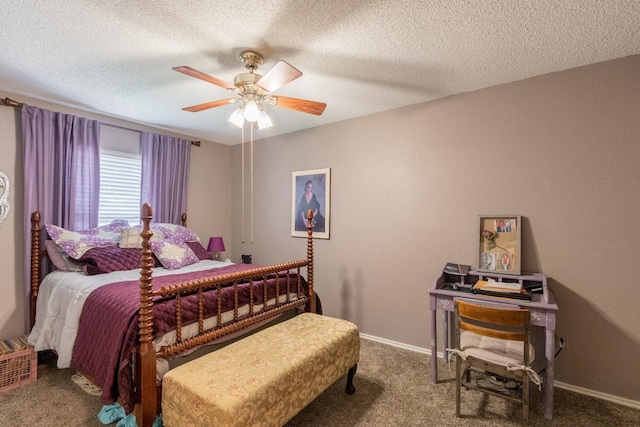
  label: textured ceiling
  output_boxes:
[1,1,639,145]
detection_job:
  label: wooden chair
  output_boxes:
[453,299,538,426]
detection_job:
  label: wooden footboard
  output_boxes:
[134,203,315,427]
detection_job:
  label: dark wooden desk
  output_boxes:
[429,269,558,420]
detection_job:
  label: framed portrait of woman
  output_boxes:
[291,168,330,239]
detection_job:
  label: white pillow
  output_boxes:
[119,228,165,248]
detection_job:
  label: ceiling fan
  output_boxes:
[173,50,326,129]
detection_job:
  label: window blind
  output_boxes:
[98,149,142,226]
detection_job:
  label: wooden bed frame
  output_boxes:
[30,203,316,427]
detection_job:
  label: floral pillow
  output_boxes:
[45,219,130,259]
[150,223,200,243]
[151,237,199,270]
[119,228,165,248]
[45,240,84,272]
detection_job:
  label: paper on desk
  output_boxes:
[476,278,522,292]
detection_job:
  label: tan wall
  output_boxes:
[1,55,638,403]
[0,101,23,338]
[0,91,232,336]
[231,55,640,402]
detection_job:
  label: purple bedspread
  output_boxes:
[70,264,306,413]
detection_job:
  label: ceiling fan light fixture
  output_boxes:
[228,107,245,128]
[175,50,326,136]
[244,99,260,122]
[257,109,273,130]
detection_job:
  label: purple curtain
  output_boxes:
[22,104,100,330]
[140,132,190,224]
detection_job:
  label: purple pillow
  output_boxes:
[76,246,154,276]
[185,241,213,260]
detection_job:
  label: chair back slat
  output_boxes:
[457,300,529,327]
[459,320,526,341]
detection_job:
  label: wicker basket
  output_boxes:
[0,335,37,393]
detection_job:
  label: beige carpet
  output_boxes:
[0,339,638,427]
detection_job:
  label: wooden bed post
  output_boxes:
[30,211,41,329]
[306,209,315,314]
[135,203,157,427]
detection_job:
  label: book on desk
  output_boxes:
[472,278,532,300]
[443,262,470,276]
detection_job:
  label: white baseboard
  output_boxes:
[553,381,640,410]
[360,333,430,355]
[359,333,640,411]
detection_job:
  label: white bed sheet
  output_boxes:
[28,260,233,369]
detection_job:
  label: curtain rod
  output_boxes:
[2,97,23,108]
[2,96,201,147]
[101,123,201,147]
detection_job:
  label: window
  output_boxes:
[98,125,142,226]
[98,149,141,226]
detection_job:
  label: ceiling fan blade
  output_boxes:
[172,66,236,91]
[273,96,326,115]
[256,61,302,93]
[182,98,238,112]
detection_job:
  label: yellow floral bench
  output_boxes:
[161,313,360,427]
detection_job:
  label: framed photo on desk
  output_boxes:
[477,215,521,275]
